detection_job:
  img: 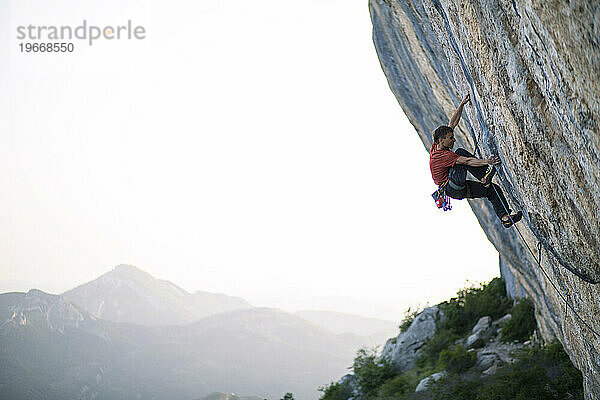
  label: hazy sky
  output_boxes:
[0,0,499,321]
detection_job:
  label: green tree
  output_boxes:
[318,381,353,400]
[352,348,396,399]
[398,306,421,333]
[438,345,476,374]
[501,298,536,342]
[280,393,294,400]
[440,278,512,335]
[376,374,412,399]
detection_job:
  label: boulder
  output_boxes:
[465,333,482,349]
[493,314,512,328]
[476,351,503,371]
[380,306,442,372]
[482,364,501,376]
[415,372,446,392]
[472,316,491,333]
[465,316,495,349]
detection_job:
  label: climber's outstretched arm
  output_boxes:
[449,94,471,129]
[456,154,501,166]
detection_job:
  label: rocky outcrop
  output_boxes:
[465,316,494,348]
[381,306,442,372]
[369,0,600,396]
[415,372,446,392]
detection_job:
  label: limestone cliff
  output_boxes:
[369,0,600,396]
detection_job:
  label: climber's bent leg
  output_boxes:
[465,181,511,220]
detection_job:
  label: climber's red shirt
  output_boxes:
[430,147,460,186]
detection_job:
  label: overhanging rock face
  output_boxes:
[369,0,600,396]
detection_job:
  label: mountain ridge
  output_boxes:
[0,289,355,400]
[62,264,253,326]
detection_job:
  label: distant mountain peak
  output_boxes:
[26,288,58,299]
[113,264,143,273]
[62,265,253,326]
[0,289,354,400]
[108,264,157,282]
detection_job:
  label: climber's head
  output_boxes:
[433,125,455,150]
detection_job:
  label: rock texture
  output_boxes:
[381,306,442,372]
[465,316,494,348]
[370,0,600,396]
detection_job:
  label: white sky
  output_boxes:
[0,0,499,321]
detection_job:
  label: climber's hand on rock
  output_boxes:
[488,155,501,165]
[461,93,471,105]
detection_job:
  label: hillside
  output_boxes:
[295,310,398,347]
[295,310,397,336]
[319,279,583,399]
[0,290,356,400]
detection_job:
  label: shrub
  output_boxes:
[501,298,536,343]
[398,307,421,333]
[351,348,397,399]
[416,328,459,370]
[438,345,476,374]
[477,342,583,399]
[376,375,412,399]
[428,343,583,399]
[318,382,353,400]
[431,374,482,400]
[440,278,512,335]
[416,279,510,373]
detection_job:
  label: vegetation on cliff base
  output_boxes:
[500,297,537,342]
[439,277,512,335]
[431,342,583,399]
[318,278,583,400]
[352,348,396,399]
[318,381,353,400]
[417,278,511,371]
[438,345,476,374]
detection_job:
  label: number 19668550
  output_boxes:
[19,42,74,52]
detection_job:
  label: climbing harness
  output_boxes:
[429,0,600,336]
[432,181,452,211]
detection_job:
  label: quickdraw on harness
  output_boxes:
[432,181,452,211]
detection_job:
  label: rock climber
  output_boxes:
[429,93,522,228]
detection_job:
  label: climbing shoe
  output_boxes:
[481,166,496,187]
[502,211,523,228]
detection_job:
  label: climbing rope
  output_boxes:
[467,121,600,339]
[432,0,600,338]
